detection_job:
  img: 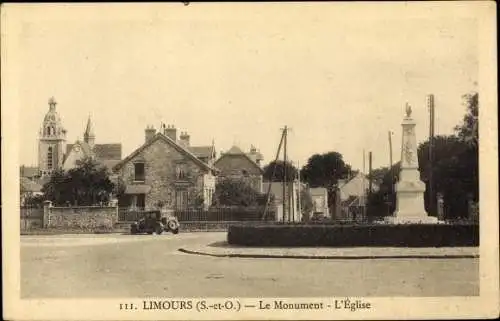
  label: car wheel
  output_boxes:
[171,228,179,235]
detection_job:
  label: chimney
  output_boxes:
[179,131,190,147]
[145,125,156,142]
[163,124,177,141]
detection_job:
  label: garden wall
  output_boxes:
[47,205,118,231]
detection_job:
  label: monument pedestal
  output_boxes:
[384,103,439,225]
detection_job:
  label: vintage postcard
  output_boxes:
[2,2,498,320]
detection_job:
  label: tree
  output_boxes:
[300,152,352,188]
[212,178,266,207]
[263,160,298,182]
[455,92,478,148]
[418,135,477,217]
[42,157,115,206]
[300,152,352,207]
[368,166,391,187]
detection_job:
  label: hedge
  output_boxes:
[227,223,479,247]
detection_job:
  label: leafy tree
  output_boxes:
[418,135,477,217]
[300,152,352,207]
[263,160,298,182]
[42,157,115,206]
[455,92,478,147]
[300,152,352,188]
[212,178,266,207]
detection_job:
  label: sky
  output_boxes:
[6,3,479,171]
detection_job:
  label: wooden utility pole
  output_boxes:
[297,161,301,222]
[368,151,373,194]
[362,149,366,220]
[427,94,435,214]
[262,129,286,221]
[283,126,288,222]
[388,131,393,180]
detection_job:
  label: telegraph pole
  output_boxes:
[362,149,366,220]
[283,126,288,222]
[427,94,435,214]
[262,129,286,221]
[297,161,301,222]
[388,131,394,215]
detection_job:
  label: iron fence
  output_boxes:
[117,207,276,222]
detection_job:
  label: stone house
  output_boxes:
[214,145,264,193]
[112,125,217,210]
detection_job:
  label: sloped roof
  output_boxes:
[66,142,121,162]
[226,145,245,155]
[20,177,42,193]
[215,145,263,173]
[338,172,379,200]
[20,166,39,178]
[188,146,215,159]
[93,144,122,160]
[113,132,217,173]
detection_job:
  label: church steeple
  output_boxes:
[38,96,66,176]
[83,115,95,147]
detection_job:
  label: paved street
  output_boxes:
[21,232,479,298]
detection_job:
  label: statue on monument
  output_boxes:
[405,102,412,118]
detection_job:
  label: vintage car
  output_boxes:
[130,210,180,235]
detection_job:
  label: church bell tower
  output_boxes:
[38,97,67,176]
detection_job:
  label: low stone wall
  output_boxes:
[48,206,118,231]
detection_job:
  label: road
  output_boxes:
[21,232,479,298]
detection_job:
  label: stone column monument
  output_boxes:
[385,103,438,224]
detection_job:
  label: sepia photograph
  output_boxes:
[2,2,498,320]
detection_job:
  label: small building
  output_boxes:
[336,172,379,221]
[309,187,329,217]
[262,181,303,222]
[214,145,264,193]
[113,124,218,210]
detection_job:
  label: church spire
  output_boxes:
[48,96,57,111]
[83,115,95,147]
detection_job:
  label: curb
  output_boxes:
[178,248,479,260]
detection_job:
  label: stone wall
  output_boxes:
[47,205,117,230]
[117,138,210,209]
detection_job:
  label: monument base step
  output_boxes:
[384,215,440,224]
